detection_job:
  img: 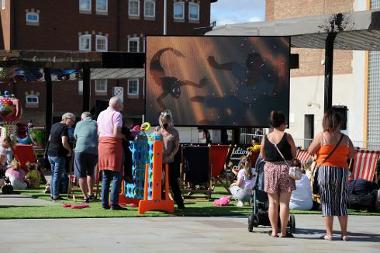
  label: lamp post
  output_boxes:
[163,0,167,35]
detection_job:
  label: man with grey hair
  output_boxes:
[97,96,125,210]
[74,112,98,202]
[47,112,75,200]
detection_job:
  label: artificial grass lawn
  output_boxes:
[0,186,379,219]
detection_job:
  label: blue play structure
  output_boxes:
[125,133,159,200]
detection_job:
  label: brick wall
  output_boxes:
[266,0,354,77]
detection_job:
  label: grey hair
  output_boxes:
[159,109,174,127]
[109,96,122,107]
[62,112,76,121]
[81,112,92,120]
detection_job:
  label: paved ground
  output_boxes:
[0,194,54,206]
[0,215,379,253]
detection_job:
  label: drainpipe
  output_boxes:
[163,0,167,35]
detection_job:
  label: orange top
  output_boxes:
[316,144,350,168]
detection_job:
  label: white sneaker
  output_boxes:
[236,201,244,207]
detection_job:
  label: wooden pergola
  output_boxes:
[0,50,145,142]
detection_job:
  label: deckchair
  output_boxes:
[210,144,232,191]
[350,149,380,182]
[296,148,312,167]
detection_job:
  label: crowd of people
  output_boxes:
[229,110,355,240]
[44,96,184,210]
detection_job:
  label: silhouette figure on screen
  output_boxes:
[150,48,208,110]
[207,52,281,100]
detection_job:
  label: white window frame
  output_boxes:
[95,35,108,52]
[128,79,139,96]
[79,34,91,51]
[26,11,39,25]
[96,0,108,14]
[188,2,200,21]
[26,95,39,105]
[78,81,83,95]
[95,79,108,94]
[79,0,91,12]
[2,0,6,10]
[173,1,185,20]
[128,37,140,53]
[144,0,155,18]
[128,0,140,17]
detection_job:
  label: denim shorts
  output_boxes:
[74,152,97,178]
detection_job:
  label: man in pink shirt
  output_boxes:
[97,96,125,210]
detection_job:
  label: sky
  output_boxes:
[211,0,266,26]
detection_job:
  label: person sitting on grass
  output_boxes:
[229,155,256,207]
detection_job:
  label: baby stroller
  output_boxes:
[248,155,296,233]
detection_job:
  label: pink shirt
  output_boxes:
[97,107,122,137]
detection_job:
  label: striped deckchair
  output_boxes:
[350,150,380,182]
[296,148,312,166]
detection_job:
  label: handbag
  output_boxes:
[312,133,344,195]
[273,140,302,180]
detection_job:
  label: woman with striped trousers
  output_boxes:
[308,110,355,241]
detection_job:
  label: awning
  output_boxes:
[207,9,380,51]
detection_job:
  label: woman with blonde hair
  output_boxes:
[261,111,296,237]
[308,109,355,241]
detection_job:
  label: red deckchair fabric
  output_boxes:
[210,145,230,177]
[13,144,37,168]
[350,150,380,182]
[296,149,311,165]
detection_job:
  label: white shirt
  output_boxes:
[290,174,313,210]
[237,168,257,190]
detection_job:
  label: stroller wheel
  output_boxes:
[248,214,259,232]
[288,214,296,234]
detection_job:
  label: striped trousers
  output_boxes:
[318,166,349,216]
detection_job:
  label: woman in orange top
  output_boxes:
[308,110,355,241]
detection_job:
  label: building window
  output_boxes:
[79,34,91,51]
[189,2,199,21]
[26,95,39,106]
[78,81,83,95]
[173,1,185,20]
[79,0,91,13]
[144,0,155,18]
[26,11,39,26]
[128,37,140,53]
[128,79,139,96]
[96,0,108,14]
[95,79,107,94]
[96,35,108,52]
[129,0,140,17]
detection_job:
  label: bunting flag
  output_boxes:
[0,67,82,83]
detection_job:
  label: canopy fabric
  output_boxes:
[207,9,380,51]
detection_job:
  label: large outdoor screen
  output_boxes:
[145,36,290,127]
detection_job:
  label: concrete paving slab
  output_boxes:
[0,215,379,253]
[0,194,53,206]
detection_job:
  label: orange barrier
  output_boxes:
[350,150,380,182]
[138,139,174,214]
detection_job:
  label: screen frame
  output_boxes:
[144,35,291,128]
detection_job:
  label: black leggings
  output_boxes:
[167,162,184,208]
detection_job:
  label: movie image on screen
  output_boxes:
[146,36,290,127]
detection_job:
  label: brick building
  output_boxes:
[0,0,217,125]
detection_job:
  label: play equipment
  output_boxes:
[0,91,22,123]
[123,131,174,214]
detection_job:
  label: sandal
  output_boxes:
[280,232,294,238]
[320,234,333,241]
[268,230,278,237]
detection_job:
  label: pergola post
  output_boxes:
[43,68,52,143]
[82,64,91,112]
[324,32,337,112]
